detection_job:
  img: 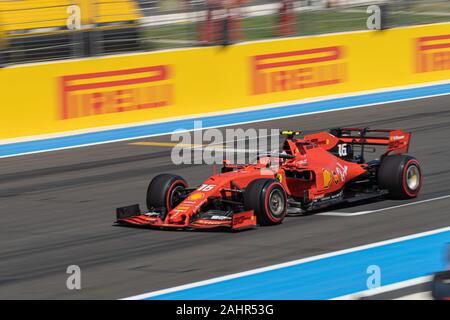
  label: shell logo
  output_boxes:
[188,193,204,201]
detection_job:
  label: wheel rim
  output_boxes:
[268,189,285,217]
[169,185,184,209]
[406,165,420,191]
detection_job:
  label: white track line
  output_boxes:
[317,194,450,217]
[394,292,432,300]
[332,276,433,300]
[122,226,450,300]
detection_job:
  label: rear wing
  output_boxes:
[336,128,411,155]
[305,128,411,156]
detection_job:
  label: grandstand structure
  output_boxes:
[0,0,142,64]
[0,0,449,66]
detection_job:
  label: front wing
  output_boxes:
[115,204,256,230]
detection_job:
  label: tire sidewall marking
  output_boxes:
[263,182,287,223]
[402,159,422,197]
[165,180,188,211]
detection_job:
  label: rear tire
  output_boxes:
[378,155,422,199]
[146,174,188,218]
[244,179,287,226]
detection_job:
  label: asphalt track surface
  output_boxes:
[1,95,450,299]
[362,281,433,300]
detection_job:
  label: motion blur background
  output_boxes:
[0,0,450,301]
[1,0,449,66]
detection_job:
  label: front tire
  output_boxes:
[146,174,188,219]
[244,179,287,226]
[378,155,422,199]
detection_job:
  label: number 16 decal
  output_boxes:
[338,144,348,157]
[198,184,216,191]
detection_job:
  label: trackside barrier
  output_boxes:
[1,23,450,140]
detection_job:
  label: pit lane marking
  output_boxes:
[130,141,229,150]
[130,141,205,148]
[318,194,450,217]
[129,133,278,149]
[129,141,263,153]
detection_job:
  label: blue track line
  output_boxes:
[2,82,450,157]
[144,229,450,300]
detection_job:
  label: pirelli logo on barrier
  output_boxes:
[60,66,173,119]
[250,46,346,95]
[416,34,450,73]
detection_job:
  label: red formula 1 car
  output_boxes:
[116,128,422,230]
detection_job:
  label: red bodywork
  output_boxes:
[117,128,411,230]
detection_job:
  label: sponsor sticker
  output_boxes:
[210,215,232,221]
[250,46,346,95]
[60,66,173,119]
[416,34,450,73]
[335,163,348,183]
[323,169,332,189]
[188,193,205,201]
